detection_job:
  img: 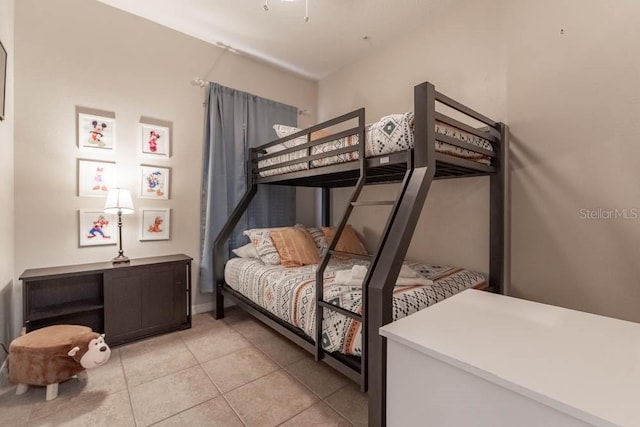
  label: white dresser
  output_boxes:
[380,290,640,427]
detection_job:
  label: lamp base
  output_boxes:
[112,255,130,266]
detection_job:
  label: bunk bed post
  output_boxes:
[321,187,331,227]
[367,82,437,427]
[489,123,510,294]
[412,82,436,168]
[213,148,259,319]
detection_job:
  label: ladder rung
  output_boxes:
[318,300,362,321]
[329,250,372,261]
[351,200,394,206]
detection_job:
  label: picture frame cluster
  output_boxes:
[76,109,173,246]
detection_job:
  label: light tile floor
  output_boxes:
[0,308,368,426]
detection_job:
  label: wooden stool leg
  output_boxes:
[46,383,58,400]
[16,384,28,395]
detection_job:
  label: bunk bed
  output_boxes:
[212,81,509,427]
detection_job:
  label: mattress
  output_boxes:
[224,257,485,356]
[258,112,494,177]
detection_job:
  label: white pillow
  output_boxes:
[273,124,301,138]
[232,242,259,259]
[265,143,286,155]
[270,124,306,153]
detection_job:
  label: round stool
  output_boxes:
[9,325,95,400]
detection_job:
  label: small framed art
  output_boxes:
[139,123,170,158]
[78,113,116,151]
[78,159,116,197]
[79,210,117,247]
[140,165,169,199]
[140,208,170,241]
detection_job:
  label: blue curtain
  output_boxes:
[199,83,297,292]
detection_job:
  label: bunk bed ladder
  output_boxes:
[314,149,421,391]
[314,108,371,374]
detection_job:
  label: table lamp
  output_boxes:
[104,188,134,265]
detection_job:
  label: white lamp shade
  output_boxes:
[104,188,134,214]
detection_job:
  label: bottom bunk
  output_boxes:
[221,256,486,378]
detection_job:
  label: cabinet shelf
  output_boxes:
[28,301,104,322]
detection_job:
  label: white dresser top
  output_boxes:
[380,290,640,427]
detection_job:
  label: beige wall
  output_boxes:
[0,0,15,352]
[320,0,640,323]
[318,0,506,274]
[506,0,640,322]
[14,0,316,318]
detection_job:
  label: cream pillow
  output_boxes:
[232,242,259,259]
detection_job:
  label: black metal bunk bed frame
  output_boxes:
[212,81,509,427]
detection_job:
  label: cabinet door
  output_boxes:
[104,270,144,344]
[104,262,188,345]
[141,264,186,329]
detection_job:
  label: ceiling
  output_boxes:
[97,0,448,80]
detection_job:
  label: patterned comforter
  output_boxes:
[258,112,493,177]
[224,257,485,356]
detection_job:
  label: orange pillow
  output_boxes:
[322,225,368,255]
[270,227,320,267]
[311,130,330,141]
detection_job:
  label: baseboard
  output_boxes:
[192,298,236,316]
[192,302,215,315]
[0,355,9,391]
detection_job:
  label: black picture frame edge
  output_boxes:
[0,39,6,122]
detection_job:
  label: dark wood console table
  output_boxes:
[20,254,192,346]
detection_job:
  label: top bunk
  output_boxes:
[252,81,506,188]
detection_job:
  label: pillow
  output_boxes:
[231,242,259,259]
[273,124,331,143]
[295,224,328,254]
[322,225,368,255]
[243,228,283,265]
[272,124,306,154]
[273,124,302,139]
[270,227,320,267]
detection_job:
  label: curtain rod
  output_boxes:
[191,77,310,116]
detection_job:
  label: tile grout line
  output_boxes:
[198,348,248,427]
[126,331,224,426]
[138,313,358,426]
[191,319,313,427]
[118,348,141,427]
[223,313,360,425]
[178,326,247,426]
[323,385,362,426]
[186,322,249,427]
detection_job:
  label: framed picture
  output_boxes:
[140,208,171,241]
[139,123,170,158]
[140,165,169,200]
[79,210,117,247]
[78,112,116,151]
[78,159,116,197]
[0,40,6,121]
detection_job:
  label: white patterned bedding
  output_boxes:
[224,257,485,356]
[258,112,493,177]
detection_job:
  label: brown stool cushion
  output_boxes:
[9,325,96,386]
